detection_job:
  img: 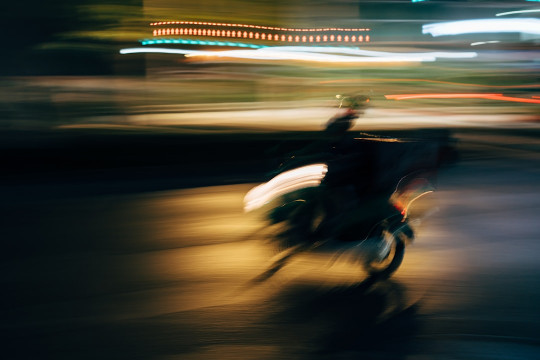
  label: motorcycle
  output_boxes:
[244,95,454,280]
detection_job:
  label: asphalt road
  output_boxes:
[2,131,540,359]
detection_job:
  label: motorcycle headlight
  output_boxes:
[243,163,328,212]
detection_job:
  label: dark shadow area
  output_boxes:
[0,127,459,198]
[3,278,422,360]
[265,279,422,359]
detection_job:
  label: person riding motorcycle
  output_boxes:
[245,93,446,279]
[270,94,391,242]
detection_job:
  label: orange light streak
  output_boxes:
[386,93,501,100]
[320,78,540,89]
[384,93,540,104]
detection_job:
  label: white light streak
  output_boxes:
[496,9,540,17]
[258,46,476,59]
[244,164,328,212]
[423,18,540,37]
[120,47,204,56]
[120,46,476,63]
[471,40,500,46]
[195,48,431,62]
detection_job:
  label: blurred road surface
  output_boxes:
[2,133,540,359]
[58,104,539,132]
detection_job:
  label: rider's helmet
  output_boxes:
[337,94,370,110]
[325,94,370,134]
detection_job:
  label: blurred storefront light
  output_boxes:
[150,20,371,44]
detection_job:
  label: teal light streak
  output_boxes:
[496,9,540,16]
[140,38,267,49]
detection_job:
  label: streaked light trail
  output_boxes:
[272,46,476,59]
[120,48,203,56]
[423,18,540,36]
[244,163,328,212]
[496,9,540,17]
[150,21,370,32]
[140,38,266,48]
[149,20,372,43]
[385,93,540,104]
[471,40,500,46]
[120,46,476,63]
[153,28,371,43]
[120,47,432,63]
[321,78,539,89]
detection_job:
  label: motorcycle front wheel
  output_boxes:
[364,229,405,279]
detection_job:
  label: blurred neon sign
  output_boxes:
[150,20,371,43]
[150,21,369,32]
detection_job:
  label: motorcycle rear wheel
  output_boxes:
[365,230,405,279]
